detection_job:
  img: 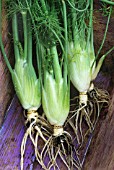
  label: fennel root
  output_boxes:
[39,127,81,170]
[68,102,94,144]
[89,87,110,105]
[20,111,50,170]
[68,86,109,145]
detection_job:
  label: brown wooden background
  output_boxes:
[0,0,14,127]
[84,1,114,169]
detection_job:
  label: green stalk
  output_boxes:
[40,0,48,14]
[67,0,90,12]
[100,0,114,5]
[50,46,62,83]
[21,11,27,60]
[71,0,77,46]
[27,18,32,64]
[103,46,114,57]
[36,42,43,82]
[12,13,20,61]
[47,25,64,52]
[96,5,112,58]
[42,46,47,87]
[87,0,93,50]
[62,0,68,88]
[90,9,94,52]
[43,48,51,89]
[0,0,13,74]
[25,0,41,79]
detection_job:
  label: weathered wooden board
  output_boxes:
[0,96,85,170]
[0,1,114,170]
[0,0,14,127]
[0,97,43,170]
[83,2,114,169]
[83,89,114,170]
[0,73,112,170]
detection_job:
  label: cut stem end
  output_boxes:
[53,125,63,136]
[79,92,88,105]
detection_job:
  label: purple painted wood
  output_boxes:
[0,96,42,170]
[0,91,108,170]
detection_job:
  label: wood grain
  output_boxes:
[0,1,14,127]
[83,2,114,169]
[0,1,114,170]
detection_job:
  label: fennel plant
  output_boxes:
[26,0,81,169]
[0,1,46,170]
[1,0,41,111]
[67,0,113,144]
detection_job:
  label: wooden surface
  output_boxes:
[0,1,14,127]
[0,96,91,170]
[0,97,43,170]
[83,89,114,170]
[83,2,114,170]
[0,1,114,170]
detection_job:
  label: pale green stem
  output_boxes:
[103,46,114,57]
[27,18,32,64]
[36,42,43,82]
[12,13,20,61]
[87,0,93,50]
[96,5,112,58]
[50,46,62,83]
[67,0,89,12]
[21,11,27,60]
[62,0,68,88]
[25,0,42,80]
[71,0,77,46]
[40,0,48,14]
[100,0,114,5]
